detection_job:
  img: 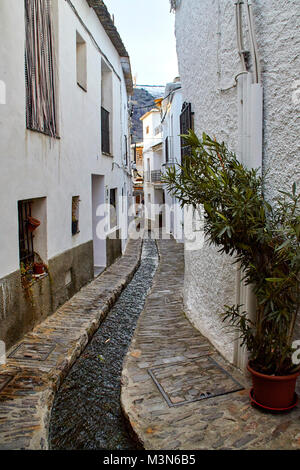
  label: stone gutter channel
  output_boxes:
[0,237,143,450]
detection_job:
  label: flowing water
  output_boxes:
[49,237,158,450]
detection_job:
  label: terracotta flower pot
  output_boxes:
[27,216,40,232]
[33,263,45,275]
[247,363,300,410]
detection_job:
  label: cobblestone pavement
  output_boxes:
[0,237,142,450]
[121,238,300,450]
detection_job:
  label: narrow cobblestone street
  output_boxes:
[1,236,300,450]
[122,238,300,450]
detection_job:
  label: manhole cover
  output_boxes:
[148,356,244,407]
[9,341,56,361]
[0,374,14,393]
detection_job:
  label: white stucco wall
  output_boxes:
[162,87,184,241]
[0,0,131,279]
[141,111,164,224]
[175,0,300,363]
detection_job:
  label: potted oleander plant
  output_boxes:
[163,131,300,410]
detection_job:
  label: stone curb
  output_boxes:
[0,237,143,450]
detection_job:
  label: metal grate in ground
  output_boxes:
[148,355,244,407]
[9,341,56,361]
[0,374,15,393]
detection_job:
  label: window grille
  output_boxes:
[124,135,128,165]
[101,107,110,154]
[151,170,162,183]
[180,102,193,161]
[165,137,169,163]
[24,0,58,137]
[110,188,117,228]
[18,201,34,266]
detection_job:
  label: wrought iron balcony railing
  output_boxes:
[151,170,162,183]
[163,160,176,168]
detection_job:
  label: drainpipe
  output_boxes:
[234,0,263,370]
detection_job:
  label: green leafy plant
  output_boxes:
[163,131,300,375]
[20,262,35,306]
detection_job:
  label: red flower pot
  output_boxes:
[27,216,40,232]
[247,363,300,410]
[33,263,45,275]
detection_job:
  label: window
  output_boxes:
[72,196,80,236]
[146,126,149,134]
[76,32,87,91]
[18,198,47,277]
[101,59,113,155]
[180,102,194,161]
[24,0,58,137]
[165,137,169,163]
[110,188,117,229]
[154,124,162,135]
[124,135,128,166]
[18,201,35,267]
[101,107,110,154]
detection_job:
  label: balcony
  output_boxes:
[144,170,163,184]
[154,124,162,136]
[163,159,176,169]
[151,170,162,183]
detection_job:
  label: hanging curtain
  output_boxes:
[24,0,57,137]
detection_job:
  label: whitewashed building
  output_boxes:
[161,78,184,241]
[0,0,133,349]
[141,105,164,230]
[172,0,300,368]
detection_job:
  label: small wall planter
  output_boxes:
[33,263,45,275]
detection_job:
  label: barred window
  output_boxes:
[18,200,35,267]
[180,102,193,161]
[24,0,58,137]
[101,107,110,154]
[165,136,169,163]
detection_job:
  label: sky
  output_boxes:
[104,0,179,87]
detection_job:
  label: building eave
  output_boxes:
[87,0,133,95]
[140,109,160,121]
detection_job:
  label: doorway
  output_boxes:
[91,175,106,277]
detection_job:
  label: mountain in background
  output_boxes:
[130,87,164,144]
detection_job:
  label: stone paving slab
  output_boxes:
[121,238,300,450]
[0,237,143,450]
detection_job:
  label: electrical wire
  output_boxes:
[247,1,262,83]
[234,0,247,72]
[220,71,249,92]
[130,86,182,119]
[135,84,165,88]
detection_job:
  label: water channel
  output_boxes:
[49,237,158,450]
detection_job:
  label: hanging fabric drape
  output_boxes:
[24,0,57,137]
